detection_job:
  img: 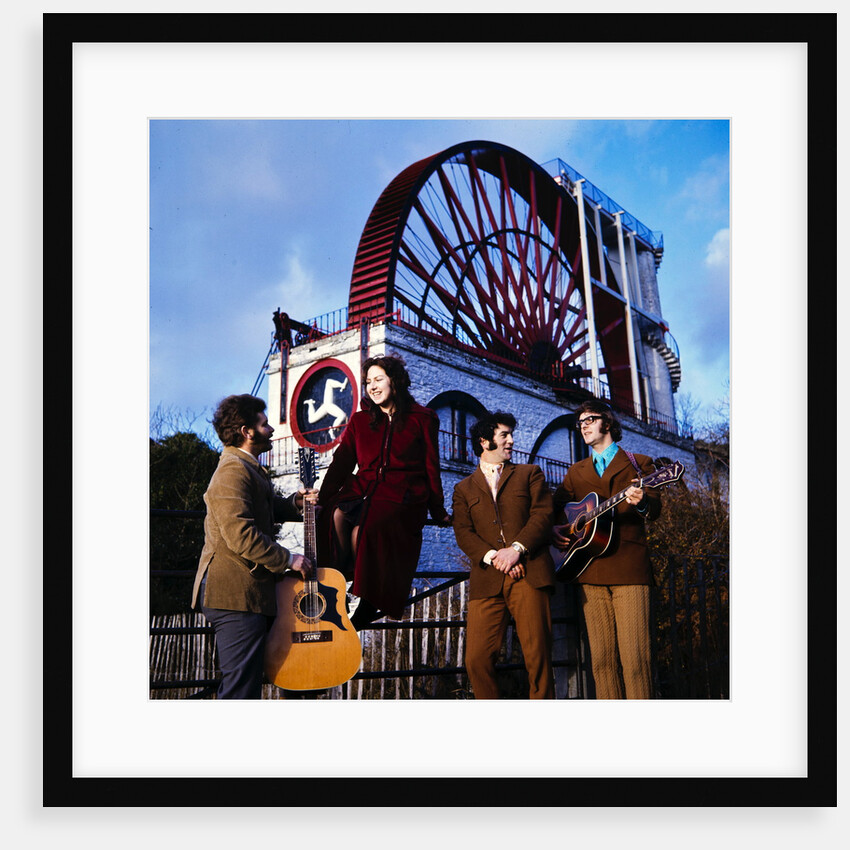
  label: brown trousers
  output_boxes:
[580,583,652,699]
[465,578,554,699]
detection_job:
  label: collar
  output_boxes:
[591,442,619,466]
[479,460,505,476]
[224,445,261,469]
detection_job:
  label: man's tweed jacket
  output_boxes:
[191,446,301,616]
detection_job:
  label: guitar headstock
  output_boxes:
[297,446,318,490]
[645,460,685,488]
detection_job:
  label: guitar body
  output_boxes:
[552,460,685,583]
[265,567,362,691]
[553,492,615,582]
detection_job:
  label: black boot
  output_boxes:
[350,599,379,631]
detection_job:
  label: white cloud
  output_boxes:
[705,228,730,268]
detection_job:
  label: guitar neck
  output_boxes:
[302,501,319,581]
[582,462,683,522]
[588,481,642,521]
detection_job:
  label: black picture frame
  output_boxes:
[44,11,837,807]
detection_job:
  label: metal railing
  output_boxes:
[150,501,729,700]
[262,428,572,489]
[282,304,679,437]
[541,158,664,252]
[150,589,587,700]
[652,554,729,699]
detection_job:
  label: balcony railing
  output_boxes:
[541,158,664,252]
[262,429,572,488]
[270,305,680,437]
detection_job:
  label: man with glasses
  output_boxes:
[553,400,662,699]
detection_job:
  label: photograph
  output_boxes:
[36,5,838,825]
[147,118,731,706]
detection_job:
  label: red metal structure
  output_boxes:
[347,140,635,406]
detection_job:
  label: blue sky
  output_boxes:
[149,119,729,435]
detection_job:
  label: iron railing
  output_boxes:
[261,306,680,437]
[261,429,572,489]
[541,157,664,252]
[150,506,728,700]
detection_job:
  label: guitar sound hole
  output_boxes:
[574,516,586,533]
[293,589,327,624]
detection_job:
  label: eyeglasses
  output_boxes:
[576,415,603,429]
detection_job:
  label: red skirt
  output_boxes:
[317,493,427,619]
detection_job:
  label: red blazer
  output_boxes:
[452,463,556,600]
[554,448,661,585]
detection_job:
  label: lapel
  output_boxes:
[603,448,630,480]
[495,462,516,500]
[575,453,614,495]
[589,448,630,496]
[575,455,600,486]
[471,461,516,501]
[471,465,492,499]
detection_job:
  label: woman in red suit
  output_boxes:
[317,354,450,629]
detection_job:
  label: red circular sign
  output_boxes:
[289,359,358,451]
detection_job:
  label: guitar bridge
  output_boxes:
[291,630,334,643]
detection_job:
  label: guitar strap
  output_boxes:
[623,449,651,520]
[623,449,642,475]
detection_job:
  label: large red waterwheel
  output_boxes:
[347,140,634,406]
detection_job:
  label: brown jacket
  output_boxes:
[452,463,556,599]
[191,446,301,615]
[553,449,661,585]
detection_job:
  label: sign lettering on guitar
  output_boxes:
[553,460,684,582]
[263,447,362,691]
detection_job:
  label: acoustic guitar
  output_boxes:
[553,460,684,582]
[264,447,362,691]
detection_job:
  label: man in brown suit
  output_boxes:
[553,400,661,699]
[452,411,556,699]
[191,394,316,699]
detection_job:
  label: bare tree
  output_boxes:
[150,403,217,447]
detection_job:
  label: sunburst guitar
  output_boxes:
[264,447,362,691]
[553,460,685,582]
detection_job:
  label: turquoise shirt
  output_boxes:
[591,442,619,477]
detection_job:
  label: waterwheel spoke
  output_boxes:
[404,203,507,340]
[410,181,530,353]
[434,165,532,343]
[396,248,494,348]
[346,140,633,398]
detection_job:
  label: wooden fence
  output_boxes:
[150,509,728,700]
[149,577,589,700]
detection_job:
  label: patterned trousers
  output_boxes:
[580,583,653,700]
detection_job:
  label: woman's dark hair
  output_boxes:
[362,354,416,427]
[212,394,267,447]
[470,410,517,457]
[575,399,622,442]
